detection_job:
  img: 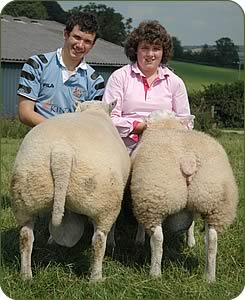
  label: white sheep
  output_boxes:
[130,110,238,282]
[10,100,131,282]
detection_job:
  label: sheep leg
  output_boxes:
[150,225,163,277]
[135,223,145,245]
[90,229,107,281]
[187,221,196,247]
[20,220,34,280]
[107,223,116,249]
[204,221,217,283]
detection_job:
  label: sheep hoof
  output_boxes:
[89,274,104,283]
[204,273,216,283]
[21,272,33,281]
[150,270,161,278]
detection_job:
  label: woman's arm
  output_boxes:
[103,70,143,137]
[172,78,194,129]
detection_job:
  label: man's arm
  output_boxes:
[18,96,47,127]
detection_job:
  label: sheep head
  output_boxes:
[75,100,117,115]
[146,110,195,130]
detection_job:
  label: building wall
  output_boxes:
[1,62,119,117]
[1,63,22,117]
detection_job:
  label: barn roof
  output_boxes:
[1,15,130,66]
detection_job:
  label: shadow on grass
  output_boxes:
[1,215,93,277]
[2,205,199,279]
[106,208,199,273]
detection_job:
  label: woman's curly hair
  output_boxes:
[124,20,173,64]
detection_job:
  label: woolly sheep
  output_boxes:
[10,100,131,282]
[130,110,238,282]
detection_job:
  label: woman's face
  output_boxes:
[137,41,163,75]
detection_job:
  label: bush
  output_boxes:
[1,118,30,138]
[189,80,244,130]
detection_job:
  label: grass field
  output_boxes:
[169,60,243,92]
[1,133,244,300]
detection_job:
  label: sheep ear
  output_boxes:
[179,115,195,128]
[179,118,189,127]
[109,99,117,113]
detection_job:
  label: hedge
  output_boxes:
[189,80,244,130]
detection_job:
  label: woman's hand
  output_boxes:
[131,122,147,134]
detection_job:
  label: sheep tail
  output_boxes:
[180,153,199,186]
[50,142,74,227]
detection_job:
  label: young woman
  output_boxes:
[103,20,193,154]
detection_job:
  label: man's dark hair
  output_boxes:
[65,12,99,41]
[124,20,173,64]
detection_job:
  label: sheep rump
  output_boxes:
[11,101,130,281]
[130,111,238,282]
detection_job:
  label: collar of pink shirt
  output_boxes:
[128,63,171,143]
[131,63,171,80]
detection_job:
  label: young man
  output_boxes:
[17,12,104,127]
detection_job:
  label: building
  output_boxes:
[1,15,130,117]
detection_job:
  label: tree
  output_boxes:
[68,2,132,45]
[215,37,240,67]
[199,44,216,64]
[2,1,48,19]
[172,36,183,59]
[125,17,133,36]
[42,1,67,24]
[2,1,67,23]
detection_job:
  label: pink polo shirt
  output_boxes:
[103,63,192,154]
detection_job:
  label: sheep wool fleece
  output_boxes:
[130,119,238,234]
[11,105,130,234]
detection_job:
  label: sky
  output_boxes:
[57,0,244,46]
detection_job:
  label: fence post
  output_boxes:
[211,105,217,128]
[211,105,215,118]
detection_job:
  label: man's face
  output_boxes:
[64,24,96,62]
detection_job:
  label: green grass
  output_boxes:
[1,118,30,139]
[169,60,243,92]
[1,134,244,300]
